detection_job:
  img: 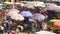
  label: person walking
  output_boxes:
[5,21,10,34]
[0,25,4,34]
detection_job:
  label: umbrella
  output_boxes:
[9,9,20,13]
[47,3,57,10]
[19,3,25,7]
[8,9,24,21]
[4,1,11,4]
[8,9,20,16]
[10,13,18,19]
[26,6,35,9]
[0,4,3,9]
[31,13,45,22]
[47,6,54,10]
[29,18,36,22]
[54,22,60,27]
[15,2,21,4]
[20,11,32,17]
[54,6,60,12]
[49,19,60,22]
[8,11,18,16]
[33,2,45,7]
[26,1,45,7]
[10,14,24,21]
[35,31,56,34]
[47,4,60,12]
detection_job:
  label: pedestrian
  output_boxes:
[47,10,57,21]
[11,30,15,34]
[5,21,10,34]
[0,25,4,34]
[20,7,32,32]
[31,7,46,31]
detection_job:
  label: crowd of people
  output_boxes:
[0,4,58,34]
